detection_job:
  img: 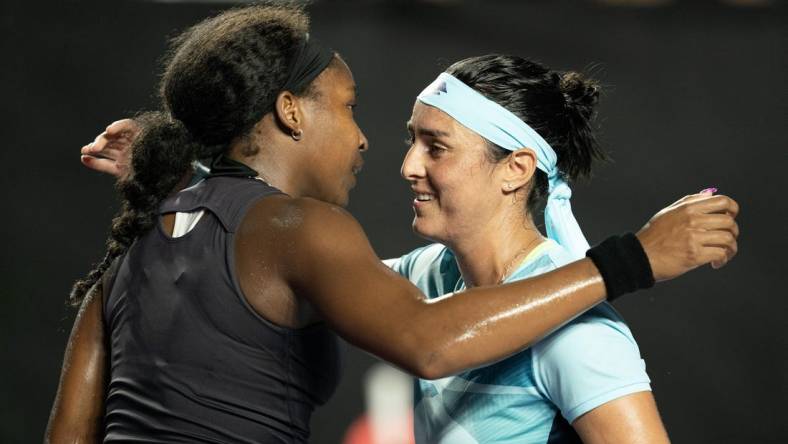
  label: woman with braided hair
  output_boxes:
[49,4,738,443]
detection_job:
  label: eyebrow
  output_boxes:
[406,121,450,138]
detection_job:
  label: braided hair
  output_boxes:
[70,4,313,305]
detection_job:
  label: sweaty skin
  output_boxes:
[235,194,610,377]
[49,58,740,442]
[46,285,107,443]
[47,191,737,443]
[402,100,672,442]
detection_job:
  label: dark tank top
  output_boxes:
[102,176,341,443]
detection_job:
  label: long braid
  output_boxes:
[69,113,203,306]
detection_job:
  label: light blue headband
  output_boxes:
[417,72,589,259]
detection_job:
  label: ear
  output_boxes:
[501,148,537,193]
[273,90,304,136]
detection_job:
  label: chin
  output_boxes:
[335,188,351,207]
[411,216,444,243]
[334,178,356,207]
[334,195,350,208]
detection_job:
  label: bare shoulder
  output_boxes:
[236,195,376,304]
[239,195,369,261]
[243,195,362,239]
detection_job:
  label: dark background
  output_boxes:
[1,0,786,442]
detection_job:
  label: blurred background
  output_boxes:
[1,0,786,442]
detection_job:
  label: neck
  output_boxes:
[226,118,306,197]
[448,215,545,289]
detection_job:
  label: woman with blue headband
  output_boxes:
[58,6,738,441]
[393,55,672,443]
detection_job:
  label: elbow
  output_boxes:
[411,352,451,380]
[383,302,460,380]
[395,330,453,380]
[401,351,447,380]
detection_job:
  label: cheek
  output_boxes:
[436,166,500,226]
[315,120,349,166]
[433,159,486,208]
[327,115,357,160]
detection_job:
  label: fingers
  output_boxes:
[81,142,97,155]
[81,131,109,155]
[697,230,738,267]
[82,130,124,156]
[81,131,130,160]
[80,119,139,179]
[696,247,730,270]
[686,194,740,217]
[84,119,139,154]
[80,155,120,176]
[669,190,716,207]
[82,141,120,161]
[692,213,740,238]
[105,119,138,136]
[701,229,737,255]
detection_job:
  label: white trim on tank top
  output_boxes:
[172,210,205,238]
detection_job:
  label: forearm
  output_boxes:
[296,209,607,378]
[321,258,603,379]
[405,193,742,374]
[46,420,103,444]
[46,286,107,443]
[408,258,604,378]
[47,369,105,443]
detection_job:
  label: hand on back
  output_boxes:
[80,119,140,180]
[637,191,740,281]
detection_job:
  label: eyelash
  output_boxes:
[404,136,445,154]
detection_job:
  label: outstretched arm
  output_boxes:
[80,119,740,379]
[45,283,107,443]
[263,194,737,379]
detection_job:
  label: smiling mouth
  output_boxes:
[415,194,434,202]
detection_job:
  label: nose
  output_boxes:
[400,143,425,181]
[358,129,369,152]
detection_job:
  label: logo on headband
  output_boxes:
[420,79,448,97]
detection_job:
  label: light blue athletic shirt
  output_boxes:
[387,241,652,444]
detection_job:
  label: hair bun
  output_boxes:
[559,71,600,120]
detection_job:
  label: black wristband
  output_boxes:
[586,233,655,301]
